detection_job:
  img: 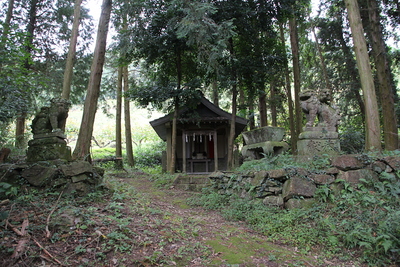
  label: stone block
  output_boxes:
[263,195,284,207]
[27,142,71,162]
[61,161,93,176]
[267,187,282,194]
[285,198,316,209]
[297,139,340,156]
[282,176,316,201]
[71,174,88,183]
[336,169,378,185]
[325,167,340,175]
[250,171,267,186]
[263,179,280,187]
[370,161,386,173]
[21,165,58,186]
[312,174,334,185]
[242,141,289,159]
[242,126,285,144]
[267,169,288,180]
[331,155,364,170]
[383,156,400,171]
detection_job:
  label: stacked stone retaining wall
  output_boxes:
[208,154,400,209]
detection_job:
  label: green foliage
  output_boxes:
[0,182,18,199]
[339,127,365,154]
[187,187,230,210]
[134,140,165,168]
[238,152,331,172]
[190,172,400,265]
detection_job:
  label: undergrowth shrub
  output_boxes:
[189,171,400,266]
[134,140,165,168]
[238,152,331,172]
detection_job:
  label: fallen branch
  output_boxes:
[11,218,30,259]
[46,191,63,239]
[33,238,64,266]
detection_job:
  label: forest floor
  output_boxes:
[1,170,364,266]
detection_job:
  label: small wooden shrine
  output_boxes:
[150,96,248,173]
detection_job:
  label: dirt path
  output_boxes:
[1,171,357,267]
[119,173,332,267]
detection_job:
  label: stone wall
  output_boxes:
[0,161,104,196]
[208,154,400,209]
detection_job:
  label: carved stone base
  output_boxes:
[242,141,289,160]
[27,138,71,162]
[297,133,340,157]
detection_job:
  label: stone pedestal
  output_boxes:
[297,126,340,157]
[27,132,71,162]
[242,126,288,159]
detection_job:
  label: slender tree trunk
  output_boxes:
[258,84,268,127]
[0,0,15,51]
[212,79,219,107]
[249,100,255,130]
[16,0,38,148]
[227,39,237,170]
[367,0,398,150]
[62,0,82,100]
[168,100,178,173]
[72,0,112,161]
[270,80,277,127]
[344,0,381,151]
[115,65,123,169]
[280,23,296,152]
[15,113,26,148]
[24,0,38,70]
[168,49,182,173]
[123,65,134,166]
[289,18,302,152]
[227,85,237,170]
[337,19,366,118]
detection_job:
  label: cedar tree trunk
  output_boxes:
[72,0,112,161]
[344,0,381,150]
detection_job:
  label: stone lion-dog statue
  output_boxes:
[31,98,71,135]
[300,89,340,130]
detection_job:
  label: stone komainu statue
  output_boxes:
[300,89,340,130]
[31,98,71,135]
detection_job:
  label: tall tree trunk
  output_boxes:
[227,85,237,170]
[212,79,219,107]
[123,65,134,166]
[15,113,26,148]
[227,39,237,170]
[168,100,178,173]
[289,17,302,152]
[280,23,296,152]
[168,49,182,173]
[270,80,277,127]
[16,0,38,148]
[258,84,268,127]
[344,0,381,151]
[24,0,38,70]
[72,0,112,161]
[248,100,255,130]
[337,17,366,119]
[368,0,398,150]
[0,0,15,51]
[115,65,123,169]
[61,0,82,100]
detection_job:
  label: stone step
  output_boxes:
[173,175,210,192]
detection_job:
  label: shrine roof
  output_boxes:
[150,96,248,141]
